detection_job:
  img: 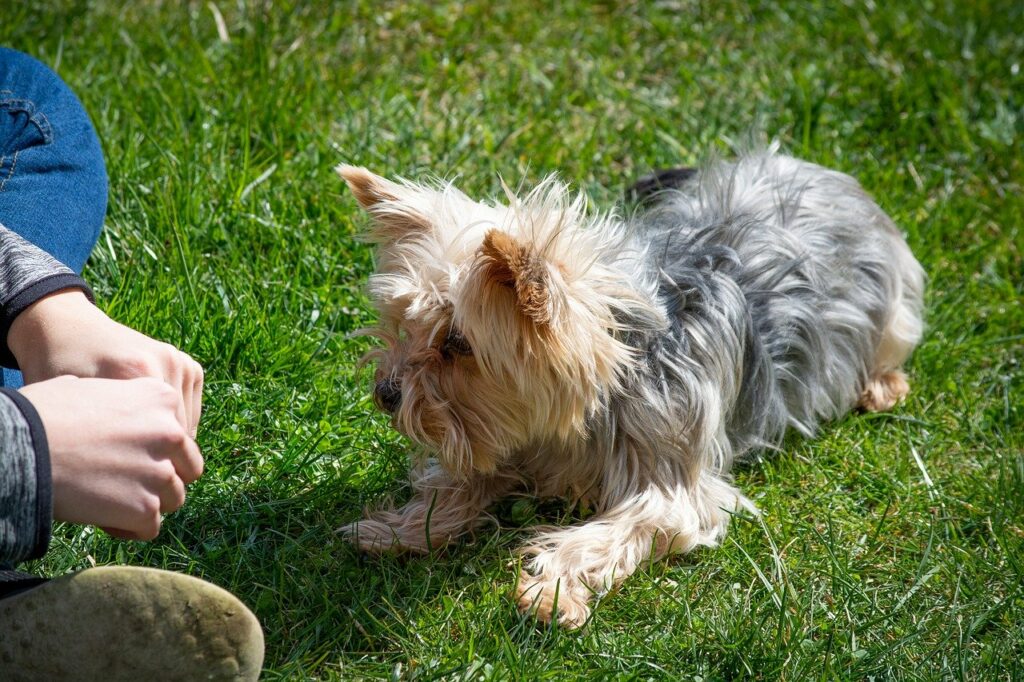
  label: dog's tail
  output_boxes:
[625,167,699,206]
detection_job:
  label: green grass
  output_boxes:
[4,0,1022,678]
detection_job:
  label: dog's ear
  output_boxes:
[336,165,400,208]
[336,164,430,241]
[479,228,552,325]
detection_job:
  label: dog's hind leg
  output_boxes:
[340,464,518,554]
[860,368,911,412]
[860,246,925,412]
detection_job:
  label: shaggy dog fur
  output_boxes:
[337,147,925,627]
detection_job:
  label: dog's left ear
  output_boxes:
[479,229,552,325]
[336,165,401,208]
[336,164,430,241]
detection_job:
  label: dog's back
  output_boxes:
[634,150,925,442]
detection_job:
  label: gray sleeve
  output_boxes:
[0,388,51,563]
[0,222,94,368]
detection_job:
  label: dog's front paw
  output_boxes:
[515,569,592,629]
[338,516,428,555]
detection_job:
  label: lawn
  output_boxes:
[3,0,1022,679]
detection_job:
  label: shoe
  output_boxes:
[0,565,264,681]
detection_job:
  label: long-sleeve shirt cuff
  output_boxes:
[0,388,52,563]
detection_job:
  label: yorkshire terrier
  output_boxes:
[337,147,924,628]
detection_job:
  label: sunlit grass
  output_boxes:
[4,0,1021,678]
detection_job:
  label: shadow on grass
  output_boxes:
[142,474,586,671]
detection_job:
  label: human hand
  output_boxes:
[7,289,203,437]
[19,375,204,540]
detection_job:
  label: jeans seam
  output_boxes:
[0,150,18,193]
[0,92,54,193]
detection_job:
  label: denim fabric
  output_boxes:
[0,47,106,387]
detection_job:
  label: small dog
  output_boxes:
[337,147,924,627]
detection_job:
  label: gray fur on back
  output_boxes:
[608,150,923,478]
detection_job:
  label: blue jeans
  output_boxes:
[0,47,107,388]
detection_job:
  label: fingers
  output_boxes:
[39,373,205,544]
[176,432,205,485]
[104,463,188,541]
[178,357,203,438]
[113,377,200,541]
[154,386,205,484]
[164,348,203,437]
[173,383,189,433]
[156,465,187,514]
[181,369,195,436]
[101,492,163,541]
[121,341,202,435]
[190,360,204,438]
[103,462,189,541]
[101,526,142,540]
[162,347,189,432]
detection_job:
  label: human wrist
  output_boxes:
[7,289,94,373]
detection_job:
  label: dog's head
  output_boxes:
[338,165,661,477]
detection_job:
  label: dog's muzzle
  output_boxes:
[374,378,402,413]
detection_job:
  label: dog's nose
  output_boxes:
[374,379,402,413]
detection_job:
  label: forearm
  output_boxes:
[0,388,51,563]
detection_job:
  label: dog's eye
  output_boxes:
[442,329,472,357]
